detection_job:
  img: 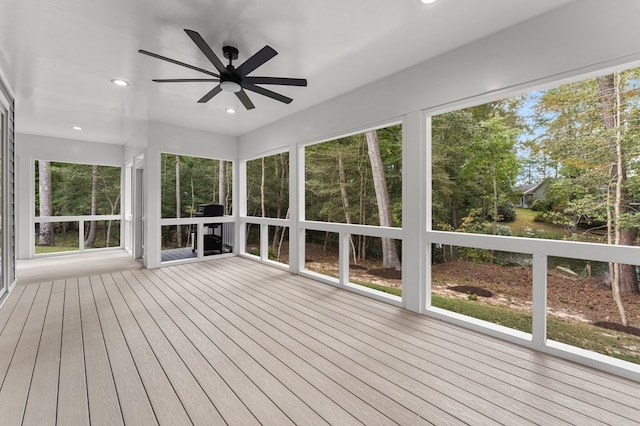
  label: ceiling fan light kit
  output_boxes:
[220,81,241,93]
[139,29,307,110]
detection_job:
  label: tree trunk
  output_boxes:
[38,160,54,246]
[337,152,357,263]
[272,154,286,251]
[597,73,638,297]
[277,207,290,261]
[84,165,98,247]
[175,155,182,245]
[218,160,227,213]
[491,161,498,235]
[105,194,120,248]
[365,130,401,270]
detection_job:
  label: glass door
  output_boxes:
[0,99,6,298]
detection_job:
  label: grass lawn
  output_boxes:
[508,208,566,239]
[431,294,640,364]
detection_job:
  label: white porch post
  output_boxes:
[289,143,303,273]
[532,252,548,348]
[16,154,33,259]
[144,146,161,268]
[236,160,246,255]
[402,111,428,313]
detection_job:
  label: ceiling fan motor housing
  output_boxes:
[222,46,239,61]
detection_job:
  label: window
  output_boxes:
[302,124,403,298]
[246,152,289,219]
[305,125,402,226]
[430,65,640,364]
[34,161,121,253]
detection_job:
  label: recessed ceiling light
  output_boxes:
[72,126,82,130]
[418,0,438,4]
[111,79,129,87]
[225,108,236,114]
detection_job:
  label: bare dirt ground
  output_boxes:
[432,260,640,333]
[274,243,640,334]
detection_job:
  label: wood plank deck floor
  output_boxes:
[2,256,639,425]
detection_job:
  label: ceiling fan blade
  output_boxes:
[184,29,227,74]
[138,50,219,78]
[152,78,220,83]
[235,90,255,110]
[197,85,223,103]
[243,83,293,104]
[236,46,278,77]
[244,76,307,86]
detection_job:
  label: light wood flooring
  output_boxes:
[1,256,639,425]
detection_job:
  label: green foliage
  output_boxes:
[455,209,492,262]
[431,294,532,332]
[488,203,516,222]
[350,280,402,297]
[249,246,277,259]
[530,199,553,212]
[304,126,402,227]
[432,101,523,230]
[161,154,232,219]
[246,152,289,218]
[35,162,121,216]
[457,208,489,234]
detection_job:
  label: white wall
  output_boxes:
[17,133,125,166]
[147,121,237,160]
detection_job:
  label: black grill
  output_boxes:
[194,204,224,255]
[195,203,225,217]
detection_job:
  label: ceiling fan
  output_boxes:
[138,29,308,110]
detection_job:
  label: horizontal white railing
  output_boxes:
[160,216,236,262]
[240,218,404,303]
[300,220,403,305]
[160,215,235,226]
[426,230,640,381]
[34,214,123,254]
[239,217,290,266]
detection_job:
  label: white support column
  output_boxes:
[16,154,33,259]
[289,143,304,273]
[196,222,204,260]
[79,220,85,252]
[532,252,548,348]
[260,223,269,261]
[144,146,161,268]
[339,232,350,285]
[237,160,246,255]
[402,111,428,313]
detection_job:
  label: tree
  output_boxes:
[366,130,401,270]
[218,160,227,212]
[432,101,523,231]
[38,160,54,246]
[462,114,520,235]
[535,71,640,299]
[337,151,357,263]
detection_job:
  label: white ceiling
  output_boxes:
[0,0,575,145]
